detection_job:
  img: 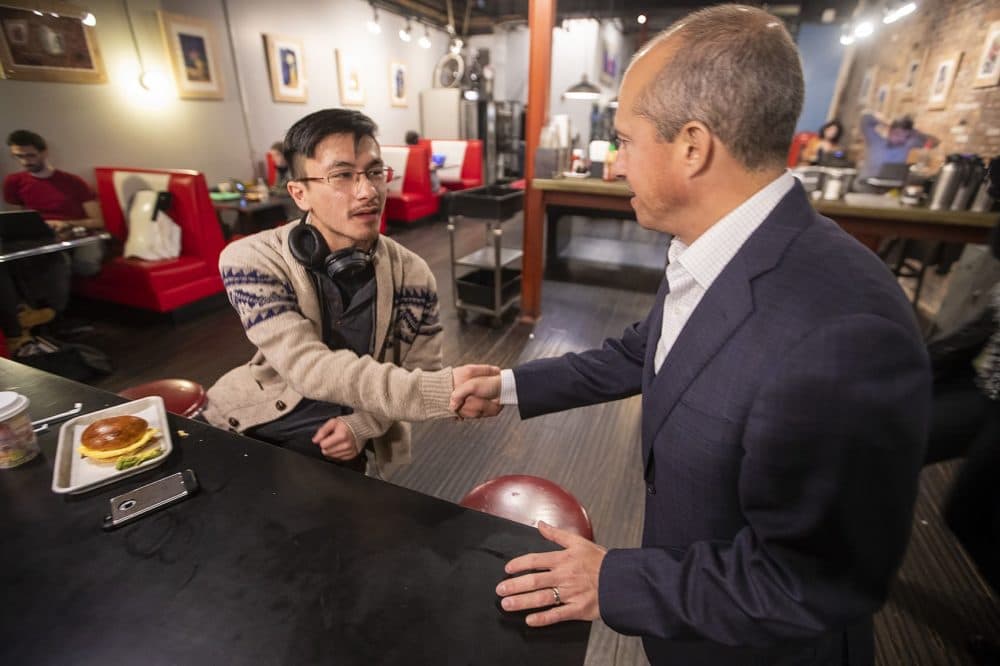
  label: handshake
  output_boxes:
[450,364,504,419]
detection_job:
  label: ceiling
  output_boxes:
[371,0,860,37]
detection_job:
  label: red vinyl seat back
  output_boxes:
[265,151,278,188]
[459,474,594,540]
[460,140,484,187]
[94,167,226,266]
[787,131,817,168]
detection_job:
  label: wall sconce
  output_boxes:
[399,18,412,43]
[418,25,431,49]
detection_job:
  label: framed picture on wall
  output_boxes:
[158,11,224,99]
[0,4,106,83]
[927,52,962,110]
[901,55,923,96]
[600,37,617,86]
[264,34,307,103]
[336,49,365,106]
[874,83,892,116]
[389,62,407,107]
[858,66,877,107]
[973,21,1000,88]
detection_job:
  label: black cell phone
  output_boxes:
[102,469,198,530]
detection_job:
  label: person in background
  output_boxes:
[451,5,930,665]
[205,109,497,474]
[404,130,420,146]
[855,112,939,191]
[800,118,843,165]
[266,141,289,188]
[4,130,105,277]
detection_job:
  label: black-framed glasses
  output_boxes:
[295,165,394,189]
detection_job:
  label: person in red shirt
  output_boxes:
[4,129,105,276]
[1,130,105,353]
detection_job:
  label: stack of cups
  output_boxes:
[0,391,40,469]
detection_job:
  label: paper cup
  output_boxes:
[0,392,40,469]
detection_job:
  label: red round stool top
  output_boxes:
[119,379,207,418]
[459,474,594,540]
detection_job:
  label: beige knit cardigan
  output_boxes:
[204,223,455,467]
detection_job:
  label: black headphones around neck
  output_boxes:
[288,216,374,280]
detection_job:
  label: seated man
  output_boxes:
[4,129,105,277]
[855,113,938,192]
[205,109,495,473]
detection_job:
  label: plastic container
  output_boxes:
[0,391,40,469]
[456,268,522,309]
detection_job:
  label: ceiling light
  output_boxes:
[399,19,412,43]
[853,20,874,38]
[563,74,601,101]
[450,37,463,54]
[82,12,96,26]
[883,2,917,24]
[418,26,431,49]
[367,4,381,34]
[637,14,647,25]
[32,10,42,16]
[840,33,855,45]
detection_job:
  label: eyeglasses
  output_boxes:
[295,165,394,190]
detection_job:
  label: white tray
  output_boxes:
[51,396,174,495]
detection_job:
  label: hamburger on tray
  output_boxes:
[78,415,164,470]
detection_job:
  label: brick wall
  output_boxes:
[833,0,1000,167]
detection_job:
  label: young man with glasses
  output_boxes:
[205,109,497,474]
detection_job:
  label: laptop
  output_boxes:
[0,210,57,243]
[865,162,910,189]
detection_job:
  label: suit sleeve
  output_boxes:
[599,314,931,647]
[513,309,650,419]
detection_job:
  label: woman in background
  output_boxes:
[801,119,843,165]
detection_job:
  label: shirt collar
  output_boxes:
[670,171,795,289]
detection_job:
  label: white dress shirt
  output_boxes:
[499,171,796,402]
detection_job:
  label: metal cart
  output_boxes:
[446,185,525,326]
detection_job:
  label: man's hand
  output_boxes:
[451,364,503,419]
[312,417,359,460]
[495,521,606,626]
[44,219,69,233]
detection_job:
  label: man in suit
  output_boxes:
[451,5,930,664]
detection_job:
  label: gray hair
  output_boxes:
[633,4,804,171]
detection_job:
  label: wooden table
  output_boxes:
[0,359,589,665]
[521,177,998,319]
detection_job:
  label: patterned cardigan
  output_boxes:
[204,223,455,469]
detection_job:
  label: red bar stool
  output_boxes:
[118,379,207,419]
[459,475,594,540]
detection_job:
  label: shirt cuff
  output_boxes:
[500,368,518,405]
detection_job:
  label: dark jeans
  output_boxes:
[925,369,990,465]
[244,398,367,473]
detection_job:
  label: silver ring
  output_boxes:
[551,586,562,605]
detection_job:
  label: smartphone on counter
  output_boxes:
[102,469,199,530]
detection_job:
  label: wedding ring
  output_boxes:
[551,586,562,605]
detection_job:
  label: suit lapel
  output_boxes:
[640,183,814,467]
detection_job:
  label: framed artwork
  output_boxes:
[874,83,891,115]
[901,55,923,96]
[389,62,407,107]
[336,49,365,106]
[600,37,617,86]
[0,4,105,83]
[264,34,306,103]
[927,52,962,110]
[858,66,877,107]
[158,11,224,100]
[973,21,1000,88]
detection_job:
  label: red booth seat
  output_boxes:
[787,131,817,167]
[423,139,484,191]
[74,167,226,313]
[381,144,443,224]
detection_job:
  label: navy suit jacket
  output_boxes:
[513,184,931,665]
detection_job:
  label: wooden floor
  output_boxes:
[62,215,997,665]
